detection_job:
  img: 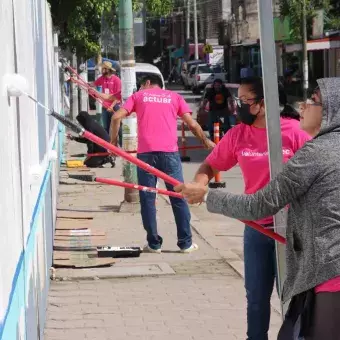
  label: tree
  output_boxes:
[324,0,340,31]
[279,0,340,41]
[279,0,330,41]
[48,0,174,58]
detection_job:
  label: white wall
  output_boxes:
[0,0,62,338]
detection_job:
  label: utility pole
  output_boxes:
[119,0,139,204]
[257,0,288,317]
[193,0,199,59]
[70,53,78,119]
[186,0,191,58]
[302,0,308,100]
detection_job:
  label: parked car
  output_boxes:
[186,64,199,90]
[181,60,204,89]
[196,83,240,130]
[190,64,227,94]
[135,63,165,89]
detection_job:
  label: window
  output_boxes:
[198,65,214,74]
[136,72,164,90]
[189,66,196,75]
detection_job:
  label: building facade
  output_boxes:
[0,0,63,338]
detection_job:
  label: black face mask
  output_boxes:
[237,103,258,126]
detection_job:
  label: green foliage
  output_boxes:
[279,0,340,41]
[324,0,340,30]
[48,0,174,58]
[279,0,327,41]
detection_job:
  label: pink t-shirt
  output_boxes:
[94,75,122,108]
[315,276,340,293]
[123,87,192,153]
[206,118,311,225]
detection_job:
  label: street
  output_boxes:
[44,86,282,340]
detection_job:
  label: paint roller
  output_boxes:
[3,73,287,245]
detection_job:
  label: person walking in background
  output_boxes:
[240,62,255,79]
[90,61,122,136]
[68,111,115,168]
[174,77,311,340]
[203,79,232,140]
[176,78,340,340]
[110,75,215,254]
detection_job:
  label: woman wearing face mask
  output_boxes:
[179,77,311,340]
[176,78,340,340]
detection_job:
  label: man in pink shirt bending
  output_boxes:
[110,74,215,253]
[91,61,122,136]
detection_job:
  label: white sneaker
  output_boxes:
[143,245,162,254]
[180,243,199,253]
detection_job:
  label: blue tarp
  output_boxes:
[87,58,120,70]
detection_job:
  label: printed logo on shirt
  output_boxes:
[241,148,292,157]
[214,93,225,105]
[142,92,172,104]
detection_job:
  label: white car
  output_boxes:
[190,64,227,94]
[135,63,165,89]
[181,60,203,89]
[186,64,199,90]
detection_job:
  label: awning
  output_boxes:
[171,47,184,58]
[285,37,340,53]
[231,40,258,47]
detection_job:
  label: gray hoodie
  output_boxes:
[206,78,340,302]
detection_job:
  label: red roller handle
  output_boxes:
[95,177,182,199]
[83,131,179,186]
[82,130,286,245]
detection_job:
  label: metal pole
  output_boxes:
[70,53,78,119]
[302,0,308,100]
[257,0,288,317]
[119,0,139,204]
[193,0,199,59]
[186,0,190,41]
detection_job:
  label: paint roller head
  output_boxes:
[3,73,29,97]
[68,173,96,182]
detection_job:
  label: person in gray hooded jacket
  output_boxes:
[175,77,340,339]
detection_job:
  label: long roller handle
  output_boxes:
[50,110,287,244]
[95,177,182,199]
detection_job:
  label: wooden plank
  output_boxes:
[56,219,93,230]
[60,167,90,172]
[55,230,106,237]
[56,210,94,219]
[54,238,108,251]
[53,250,96,260]
[54,236,107,241]
[53,257,115,268]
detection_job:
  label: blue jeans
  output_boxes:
[137,152,192,250]
[244,225,277,340]
[208,110,231,140]
[102,109,122,147]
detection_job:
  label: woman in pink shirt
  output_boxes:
[177,78,340,339]
[178,77,311,340]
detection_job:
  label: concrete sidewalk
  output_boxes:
[44,139,281,340]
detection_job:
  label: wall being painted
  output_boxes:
[0,0,63,338]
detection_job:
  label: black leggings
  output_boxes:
[84,156,114,168]
[306,292,340,340]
